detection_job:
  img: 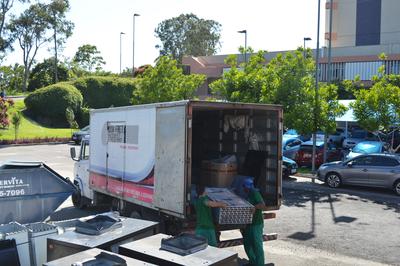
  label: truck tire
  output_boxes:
[72,183,86,209]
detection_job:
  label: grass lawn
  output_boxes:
[0,99,73,141]
[297,167,312,174]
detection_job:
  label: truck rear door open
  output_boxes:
[154,106,187,218]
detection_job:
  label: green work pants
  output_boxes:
[243,223,265,266]
[195,227,217,247]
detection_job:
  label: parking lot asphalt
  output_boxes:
[0,144,399,265]
[0,142,76,178]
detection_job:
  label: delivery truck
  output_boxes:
[70,100,283,234]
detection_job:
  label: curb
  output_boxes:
[0,141,73,148]
[293,173,317,179]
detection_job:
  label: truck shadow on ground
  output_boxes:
[282,181,400,241]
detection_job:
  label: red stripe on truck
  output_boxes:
[89,171,154,203]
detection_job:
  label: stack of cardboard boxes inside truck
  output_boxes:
[199,156,254,226]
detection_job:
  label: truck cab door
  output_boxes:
[154,106,187,218]
[75,139,92,200]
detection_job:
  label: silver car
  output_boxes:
[317,154,400,196]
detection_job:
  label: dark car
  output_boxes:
[282,156,298,179]
[295,141,341,167]
[317,154,400,196]
[71,125,90,144]
[282,136,302,160]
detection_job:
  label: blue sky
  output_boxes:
[5,0,327,73]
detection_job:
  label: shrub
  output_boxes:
[0,97,14,128]
[24,83,83,126]
[72,76,136,109]
[11,111,22,140]
[77,107,90,127]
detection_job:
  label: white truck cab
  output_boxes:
[70,135,93,208]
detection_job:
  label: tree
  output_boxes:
[132,56,205,104]
[155,13,221,62]
[28,57,69,91]
[72,44,105,72]
[0,0,29,57]
[210,48,264,103]
[0,63,24,93]
[8,2,51,91]
[46,0,74,82]
[11,110,21,140]
[349,54,400,152]
[351,74,400,151]
[210,48,345,136]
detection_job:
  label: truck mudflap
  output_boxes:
[217,233,278,248]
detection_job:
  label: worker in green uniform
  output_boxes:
[242,178,268,266]
[194,184,227,247]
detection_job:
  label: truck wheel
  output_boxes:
[72,183,86,209]
[72,189,85,209]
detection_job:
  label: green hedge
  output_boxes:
[72,76,136,109]
[24,83,83,126]
[77,107,90,127]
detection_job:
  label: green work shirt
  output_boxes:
[194,196,215,229]
[248,189,264,225]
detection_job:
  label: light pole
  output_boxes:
[132,13,140,77]
[120,32,125,74]
[303,37,312,58]
[238,30,247,63]
[312,0,321,174]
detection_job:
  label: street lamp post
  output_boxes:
[238,30,247,63]
[120,32,125,74]
[312,0,321,174]
[303,37,312,58]
[132,13,140,77]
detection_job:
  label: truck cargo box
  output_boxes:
[85,100,282,220]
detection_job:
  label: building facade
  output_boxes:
[183,0,400,97]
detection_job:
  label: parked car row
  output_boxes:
[284,128,400,196]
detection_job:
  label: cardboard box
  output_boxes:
[201,160,238,187]
[206,188,254,225]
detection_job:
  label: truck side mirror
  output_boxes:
[70,147,78,161]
